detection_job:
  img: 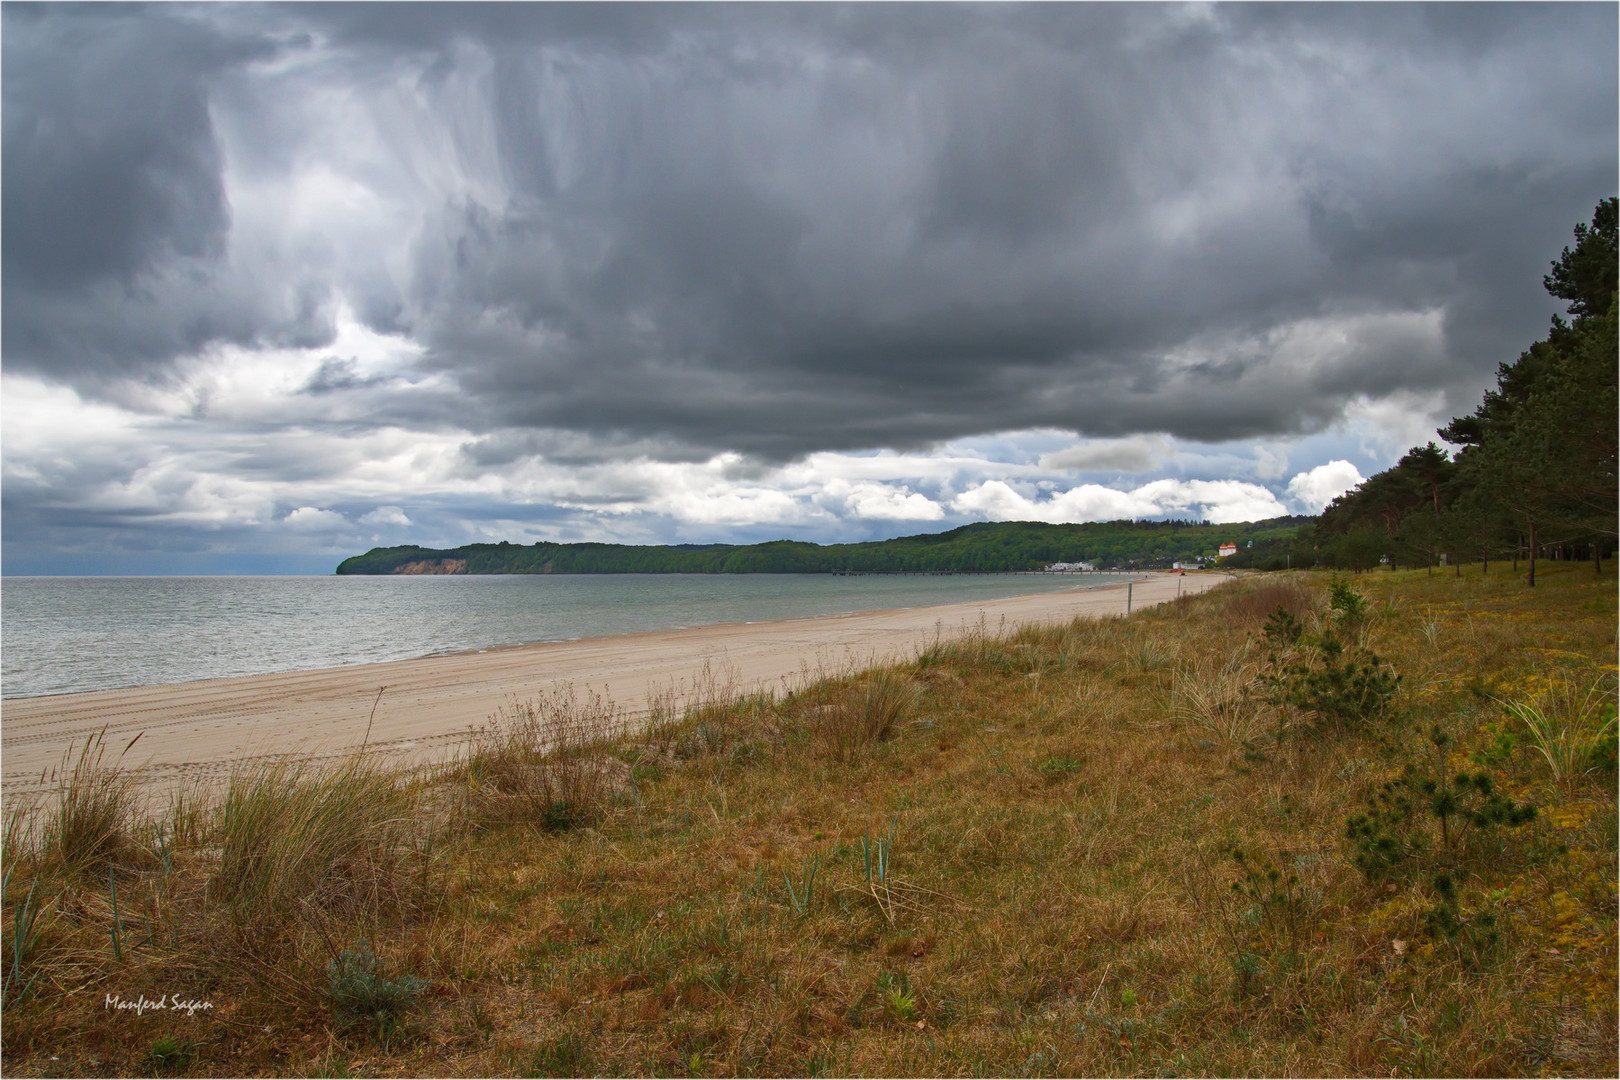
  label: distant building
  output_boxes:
[1172,560,1204,570]
[1046,561,1095,571]
[1218,543,1238,558]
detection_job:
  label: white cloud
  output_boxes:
[1285,460,1365,512]
[818,479,944,521]
[655,487,809,527]
[1341,391,1452,460]
[359,505,411,527]
[1252,445,1289,481]
[1131,479,1292,523]
[951,477,1289,525]
[283,506,349,531]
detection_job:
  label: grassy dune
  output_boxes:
[3,567,1615,1077]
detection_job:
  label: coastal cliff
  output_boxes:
[392,559,469,575]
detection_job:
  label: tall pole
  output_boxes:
[1127,581,1133,615]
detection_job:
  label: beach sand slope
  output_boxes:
[2,573,1225,795]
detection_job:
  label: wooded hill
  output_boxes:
[335,517,1308,575]
[1226,199,1618,579]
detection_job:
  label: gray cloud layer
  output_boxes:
[2,3,1615,566]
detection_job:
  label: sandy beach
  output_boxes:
[2,572,1226,796]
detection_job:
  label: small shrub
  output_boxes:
[1229,846,1310,957]
[1267,634,1400,736]
[1262,606,1304,646]
[1421,872,1502,966]
[876,970,920,1023]
[326,938,426,1035]
[883,986,919,1023]
[1328,577,1370,626]
[145,1034,192,1075]
[1345,766,1536,884]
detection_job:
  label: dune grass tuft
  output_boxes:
[212,754,419,930]
[1500,672,1619,789]
[42,731,139,879]
[458,687,628,830]
[795,668,919,762]
[1170,643,1265,744]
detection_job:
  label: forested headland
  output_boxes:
[1229,200,1618,578]
[335,517,1306,575]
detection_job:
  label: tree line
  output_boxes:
[335,517,1308,575]
[1228,200,1617,580]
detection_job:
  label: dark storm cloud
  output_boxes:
[2,5,236,292]
[0,4,339,377]
[4,2,1615,456]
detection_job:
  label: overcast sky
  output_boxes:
[3,2,1614,574]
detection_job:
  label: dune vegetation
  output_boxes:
[2,566,1615,1077]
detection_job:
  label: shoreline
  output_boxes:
[1,569,1132,702]
[1,572,1225,797]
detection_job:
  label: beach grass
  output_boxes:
[1,564,1615,1077]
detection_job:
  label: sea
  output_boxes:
[0,572,1131,700]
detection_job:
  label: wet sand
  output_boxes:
[2,572,1226,796]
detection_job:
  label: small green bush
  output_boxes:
[1328,577,1369,626]
[145,1034,192,1075]
[1267,634,1401,736]
[1261,606,1303,646]
[326,938,426,1034]
[1345,766,1536,883]
[1421,872,1502,965]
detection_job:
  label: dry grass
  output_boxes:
[796,668,920,762]
[1204,574,1316,630]
[1170,641,1266,745]
[41,731,140,879]
[211,754,421,931]
[458,687,628,830]
[2,566,1615,1077]
[1499,672,1620,790]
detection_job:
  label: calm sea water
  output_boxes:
[1,573,1129,699]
